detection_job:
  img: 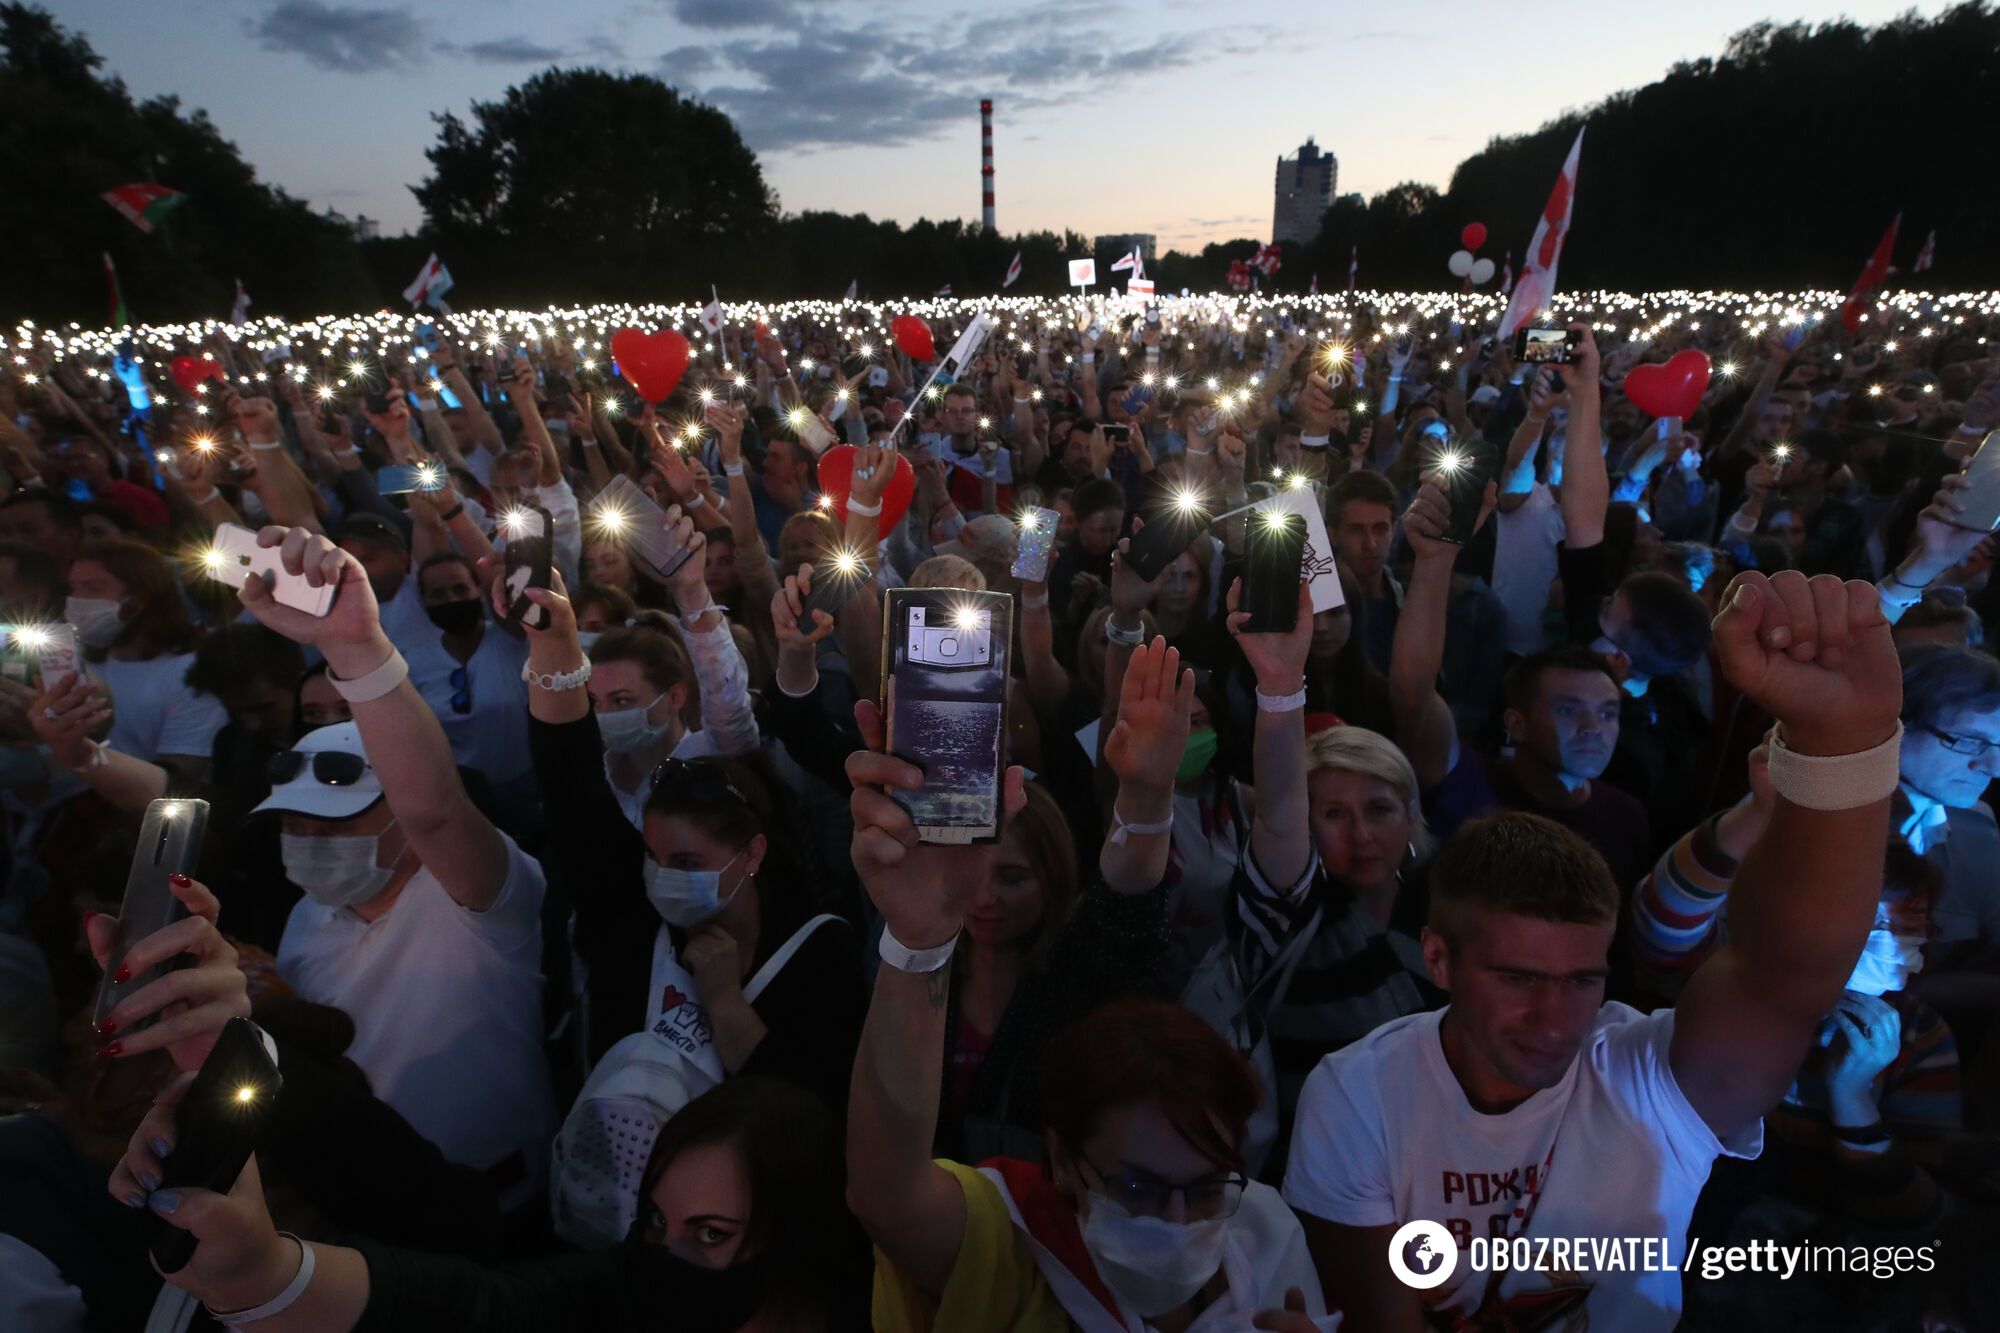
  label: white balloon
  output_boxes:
[1447,250,1475,277]
[1470,258,1497,285]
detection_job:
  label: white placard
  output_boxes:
[1257,486,1345,614]
[1068,258,1097,287]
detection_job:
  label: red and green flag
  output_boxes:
[101,182,186,234]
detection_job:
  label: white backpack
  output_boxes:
[549,914,840,1248]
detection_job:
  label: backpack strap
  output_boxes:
[743,914,843,1004]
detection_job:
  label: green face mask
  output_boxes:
[1176,727,1219,783]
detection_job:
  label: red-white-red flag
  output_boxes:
[1840,214,1900,333]
[1003,251,1023,288]
[935,282,953,297]
[1109,246,1144,279]
[1913,229,1936,274]
[1498,127,1584,340]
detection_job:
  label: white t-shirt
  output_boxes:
[1492,483,1565,657]
[96,653,229,763]
[1283,1004,1759,1332]
[377,577,434,654]
[406,626,533,785]
[277,833,553,1187]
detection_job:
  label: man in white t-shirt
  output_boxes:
[1284,569,1904,1331]
[238,525,553,1207]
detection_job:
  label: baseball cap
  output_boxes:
[335,513,408,553]
[1469,385,1501,407]
[933,513,1017,567]
[253,722,385,821]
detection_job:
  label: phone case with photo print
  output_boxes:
[881,588,1012,844]
[502,505,555,629]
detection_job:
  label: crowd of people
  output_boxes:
[1,287,1998,1331]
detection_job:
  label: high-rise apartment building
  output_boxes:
[1272,138,1337,245]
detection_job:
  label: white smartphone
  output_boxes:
[36,623,80,688]
[205,523,338,616]
[1955,430,2000,533]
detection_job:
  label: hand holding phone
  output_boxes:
[1435,441,1499,545]
[501,506,555,630]
[1949,430,2000,533]
[591,476,693,580]
[204,525,337,616]
[1513,327,1583,365]
[882,589,1012,844]
[1010,508,1060,583]
[140,1018,283,1273]
[795,550,869,636]
[1239,510,1307,634]
[93,798,211,1034]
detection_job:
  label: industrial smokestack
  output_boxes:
[980,98,995,232]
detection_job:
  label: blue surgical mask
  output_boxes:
[597,696,673,755]
[644,848,746,927]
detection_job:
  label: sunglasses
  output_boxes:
[648,757,748,808]
[268,749,369,787]
[450,665,471,715]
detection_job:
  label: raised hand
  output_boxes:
[1225,577,1314,695]
[30,673,113,769]
[1109,530,1164,618]
[660,505,710,612]
[646,422,699,504]
[775,564,837,647]
[1903,473,1994,582]
[705,402,747,470]
[1103,637,1197,783]
[1710,570,1900,757]
[236,526,380,655]
[1551,324,1601,397]
[85,874,249,1072]
[1298,372,1340,435]
[849,443,894,510]
[1216,427,1248,489]
[1403,477,1491,562]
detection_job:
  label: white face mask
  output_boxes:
[598,695,674,756]
[281,819,400,908]
[1078,1195,1230,1318]
[644,848,746,928]
[1846,927,1925,997]
[65,596,127,649]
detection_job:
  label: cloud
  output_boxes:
[250,1,425,73]
[656,44,719,77]
[455,36,569,64]
[672,0,798,28]
[584,34,627,60]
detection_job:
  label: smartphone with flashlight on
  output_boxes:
[1513,326,1582,365]
[1124,489,1208,582]
[146,1017,282,1274]
[32,623,80,689]
[93,797,210,1035]
[377,462,451,496]
[1436,440,1499,546]
[1242,509,1306,634]
[205,524,338,616]
[501,505,555,630]
[796,549,869,635]
[1010,507,1060,583]
[592,476,693,580]
[881,588,1012,844]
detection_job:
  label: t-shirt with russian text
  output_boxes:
[1283,1004,1759,1332]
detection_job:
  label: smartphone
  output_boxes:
[205,524,337,616]
[1780,320,1810,352]
[881,588,1012,844]
[1101,424,1131,447]
[795,412,837,457]
[592,476,692,580]
[1124,503,1204,582]
[1951,430,2000,533]
[501,505,555,630]
[797,551,869,635]
[1145,304,1161,328]
[1010,507,1060,583]
[415,321,441,354]
[147,1017,282,1274]
[35,623,80,689]
[1513,326,1582,365]
[1438,441,1499,546]
[1120,384,1153,415]
[1243,510,1306,634]
[867,366,890,389]
[842,354,868,380]
[93,798,209,1033]
[378,462,450,496]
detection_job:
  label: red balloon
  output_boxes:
[816,445,916,540]
[1622,349,1712,421]
[609,327,691,402]
[169,356,223,395]
[1460,223,1487,252]
[891,315,936,363]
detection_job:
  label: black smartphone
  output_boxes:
[1101,423,1132,447]
[1124,500,1206,582]
[147,1017,282,1273]
[797,550,869,635]
[94,798,210,1034]
[592,476,692,580]
[1513,326,1581,365]
[501,504,554,630]
[881,588,1013,844]
[1243,510,1306,634]
[1438,441,1498,546]
[841,354,868,379]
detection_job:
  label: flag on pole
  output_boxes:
[843,278,858,300]
[1226,260,1253,292]
[700,286,724,335]
[1498,126,1585,340]
[1109,246,1144,279]
[1251,243,1282,276]
[231,277,251,327]
[103,253,130,328]
[1347,246,1358,292]
[1309,273,1319,295]
[1499,250,1514,296]
[1840,214,1901,334]
[1913,229,1936,274]
[402,253,454,309]
[101,183,185,234]
[935,283,953,297]
[1003,251,1023,288]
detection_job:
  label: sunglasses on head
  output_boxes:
[648,757,749,808]
[268,749,369,787]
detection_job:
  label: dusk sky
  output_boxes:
[56,0,1956,252]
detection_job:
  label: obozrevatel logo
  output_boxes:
[1388,1220,1459,1289]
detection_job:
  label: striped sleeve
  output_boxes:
[1629,813,1738,973]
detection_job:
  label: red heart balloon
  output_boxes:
[609,327,691,403]
[891,315,936,363]
[817,445,916,540]
[1460,222,1487,252]
[1622,349,1712,421]
[169,356,223,395]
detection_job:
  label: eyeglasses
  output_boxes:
[649,757,749,808]
[1077,1154,1247,1220]
[267,749,368,787]
[1925,726,2000,758]
[450,665,471,715]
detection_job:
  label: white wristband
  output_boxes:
[1082,353,1096,364]
[211,1235,315,1325]
[1108,808,1174,846]
[685,492,706,510]
[723,461,746,477]
[1764,723,1903,811]
[248,439,284,451]
[1105,618,1146,648]
[1299,433,1331,451]
[1021,592,1049,610]
[879,927,956,974]
[675,601,725,628]
[191,488,222,505]
[1256,685,1307,713]
[523,658,592,691]
[327,647,408,703]
[845,495,882,517]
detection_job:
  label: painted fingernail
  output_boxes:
[152,1137,173,1158]
[113,963,131,984]
[99,1041,123,1058]
[97,1017,118,1037]
[82,909,97,929]
[138,1171,160,1192]
[148,1190,180,1215]
[122,1191,146,1208]
[169,873,191,888]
